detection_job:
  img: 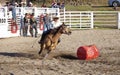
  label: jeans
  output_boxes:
[29,25,38,37]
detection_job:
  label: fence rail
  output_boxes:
[93,11,118,29]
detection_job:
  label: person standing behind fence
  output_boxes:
[20,15,24,36]
[43,13,52,31]
[12,2,18,22]
[29,13,38,37]
[23,13,30,37]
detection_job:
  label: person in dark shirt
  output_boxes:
[30,13,38,37]
[23,13,30,37]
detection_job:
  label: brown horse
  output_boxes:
[38,23,71,58]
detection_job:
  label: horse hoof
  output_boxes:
[38,41,41,44]
[38,51,40,54]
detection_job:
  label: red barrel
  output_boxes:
[77,45,99,60]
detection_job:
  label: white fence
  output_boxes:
[60,10,93,29]
[59,9,120,29]
[93,11,118,29]
[118,12,120,29]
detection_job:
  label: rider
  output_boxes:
[51,16,62,43]
[51,16,62,29]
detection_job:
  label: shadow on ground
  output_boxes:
[0,52,40,59]
[0,52,79,60]
[53,53,78,60]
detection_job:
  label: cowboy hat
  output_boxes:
[53,16,59,20]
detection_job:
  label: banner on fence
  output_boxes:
[0,7,60,38]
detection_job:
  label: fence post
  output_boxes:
[34,7,37,17]
[63,8,65,23]
[80,12,81,29]
[56,8,60,18]
[69,12,71,28]
[118,12,120,29]
[91,12,94,29]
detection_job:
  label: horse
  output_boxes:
[38,23,72,59]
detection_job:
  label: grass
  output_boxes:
[65,5,92,11]
[29,0,120,11]
[33,0,119,11]
[65,4,120,11]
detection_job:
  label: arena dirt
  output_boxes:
[0,29,120,75]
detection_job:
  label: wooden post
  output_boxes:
[118,12,120,29]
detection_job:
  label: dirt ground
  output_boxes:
[0,29,120,75]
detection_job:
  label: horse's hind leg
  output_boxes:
[43,50,51,59]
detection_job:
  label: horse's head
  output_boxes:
[59,22,72,35]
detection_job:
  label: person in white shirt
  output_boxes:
[51,16,62,43]
[51,16,62,29]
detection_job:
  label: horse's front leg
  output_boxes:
[38,44,45,55]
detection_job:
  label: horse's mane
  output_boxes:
[46,24,64,36]
[51,25,62,36]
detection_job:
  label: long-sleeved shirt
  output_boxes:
[51,20,62,29]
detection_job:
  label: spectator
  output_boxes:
[57,2,61,8]
[43,13,52,31]
[29,13,38,37]
[61,2,65,9]
[20,15,24,36]
[4,2,9,7]
[20,2,24,7]
[23,13,30,37]
[8,3,16,22]
[51,2,55,8]
[51,2,57,8]
[29,2,33,7]
[22,2,26,7]
[14,2,18,7]
[41,4,46,8]
[19,3,22,7]
[12,2,18,22]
